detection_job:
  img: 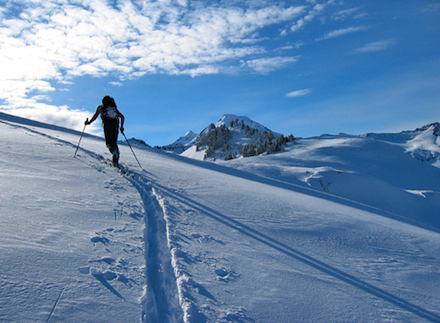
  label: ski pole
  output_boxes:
[121,131,144,171]
[74,120,87,157]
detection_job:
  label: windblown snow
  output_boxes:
[1,112,440,323]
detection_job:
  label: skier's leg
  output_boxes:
[104,119,120,164]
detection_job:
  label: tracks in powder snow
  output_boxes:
[84,152,184,322]
[68,137,184,320]
[123,171,183,323]
[1,119,184,323]
[80,153,184,322]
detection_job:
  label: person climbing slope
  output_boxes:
[85,95,125,166]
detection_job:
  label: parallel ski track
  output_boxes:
[82,147,184,321]
[123,170,184,323]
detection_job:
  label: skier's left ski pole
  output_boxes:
[122,131,144,171]
[74,120,87,158]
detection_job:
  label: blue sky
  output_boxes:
[1,0,439,146]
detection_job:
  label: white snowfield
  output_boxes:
[1,112,440,323]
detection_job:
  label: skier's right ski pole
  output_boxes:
[74,120,87,158]
[122,131,144,171]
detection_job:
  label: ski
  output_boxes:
[113,161,129,175]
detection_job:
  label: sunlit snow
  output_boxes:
[1,112,440,323]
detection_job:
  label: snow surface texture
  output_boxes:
[1,112,440,322]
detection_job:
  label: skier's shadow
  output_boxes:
[154,182,440,323]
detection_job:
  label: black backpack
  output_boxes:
[101,96,119,120]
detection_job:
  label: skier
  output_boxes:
[85,95,125,166]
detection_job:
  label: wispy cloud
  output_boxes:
[243,56,300,74]
[423,3,440,13]
[109,81,124,87]
[332,7,363,21]
[290,1,331,33]
[353,38,398,53]
[316,26,370,41]
[286,89,312,98]
[180,65,220,77]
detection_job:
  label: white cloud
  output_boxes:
[291,19,305,32]
[332,7,362,21]
[316,26,370,40]
[0,101,99,134]
[290,2,330,32]
[0,0,311,128]
[423,3,440,13]
[286,89,312,97]
[109,81,124,87]
[353,38,398,53]
[1,1,306,84]
[244,56,300,74]
[180,65,220,77]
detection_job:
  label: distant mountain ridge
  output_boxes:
[155,114,440,166]
[157,131,198,153]
[416,122,440,136]
[160,114,295,161]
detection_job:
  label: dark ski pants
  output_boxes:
[103,118,120,158]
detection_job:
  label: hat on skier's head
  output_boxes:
[102,95,116,108]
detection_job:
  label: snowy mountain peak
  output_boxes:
[176,114,294,161]
[175,130,198,146]
[215,114,274,134]
[156,130,198,153]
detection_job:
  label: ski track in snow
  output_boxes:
[0,117,183,322]
[126,174,184,323]
[107,154,440,322]
[72,141,185,321]
[2,114,440,322]
[138,179,440,323]
[77,142,185,322]
[0,117,256,322]
[76,145,185,321]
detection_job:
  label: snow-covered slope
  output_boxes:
[219,126,440,231]
[0,113,148,322]
[1,112,440,323]
[405,123,440,167]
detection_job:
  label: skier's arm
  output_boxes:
[118,112,125,133]
[85,110,100,125]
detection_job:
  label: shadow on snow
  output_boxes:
[147,177,440,323]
